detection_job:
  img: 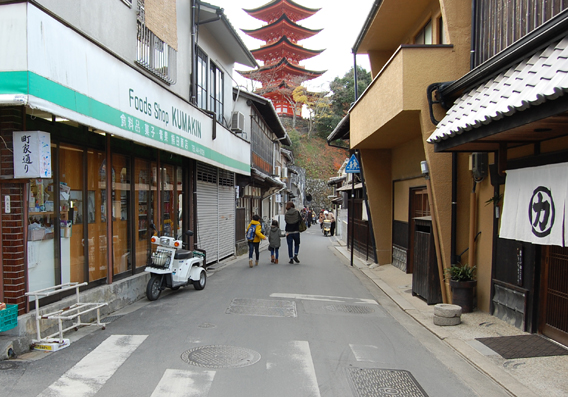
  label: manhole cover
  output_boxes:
[181,345,261,369]
[325,304,375,314]
[0,362,19,370]
[198,323,217,328]
[347,368,428,397]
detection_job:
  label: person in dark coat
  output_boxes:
[268,220,284,264]
[284,201,302,264]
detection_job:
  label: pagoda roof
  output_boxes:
[241,14,322,43]
[243,0,320,23]
[251,36,324,63]
[237,57,325,83]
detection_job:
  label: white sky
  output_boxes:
[211,0,375,92]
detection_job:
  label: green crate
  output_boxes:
[0,304,18,332]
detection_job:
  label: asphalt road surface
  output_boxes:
[0,226,510,396]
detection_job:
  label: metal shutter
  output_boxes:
[196,163,235,264]
[218,170,235,259]
[196,163,219,263]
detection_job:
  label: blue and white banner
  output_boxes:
[500,163,568,246]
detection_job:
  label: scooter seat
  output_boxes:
[174,249,192,260]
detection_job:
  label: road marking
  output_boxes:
[151,369,216,397]
[350,344,381,362]
[38,335,147,397]
[271,293,377,305]
[266,340,321,397]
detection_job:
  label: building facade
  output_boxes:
[0,0,255,321]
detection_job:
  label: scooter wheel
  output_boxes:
[193,270,206,290]
[146,275,162,301]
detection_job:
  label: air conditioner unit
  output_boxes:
[231,111,245,133]
[274,166,281,177]
[281,167,288,180]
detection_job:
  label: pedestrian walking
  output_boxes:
[268,220,284,264]
[306,208,312,228]
[284,201,302,264]
[328,211,336,236]
[246,214,266,268]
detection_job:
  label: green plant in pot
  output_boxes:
[446,263,477,313]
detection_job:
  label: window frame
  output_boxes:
[196,47,208,110]
[209,62,224,123]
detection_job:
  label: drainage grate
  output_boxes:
[346,368,428,397]
[181,345,261,369]
[101,315,124,324]
[325,304,375,314]
[226,298,297,318]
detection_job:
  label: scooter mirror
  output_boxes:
[185,230,194,237]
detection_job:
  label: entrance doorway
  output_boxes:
[540,246,568,346]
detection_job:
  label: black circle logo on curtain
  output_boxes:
[529,186,555,237]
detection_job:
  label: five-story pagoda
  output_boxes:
[238,0,325,117]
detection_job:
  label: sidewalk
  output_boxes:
[333,241,568,397]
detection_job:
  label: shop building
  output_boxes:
[0,0,256,322]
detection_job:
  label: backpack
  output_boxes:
[246,224,256,241]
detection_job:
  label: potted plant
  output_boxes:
[446,263,477,313]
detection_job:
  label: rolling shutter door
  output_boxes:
[218,170,235,259]
[196,163,235,263]
[196,163,219,263]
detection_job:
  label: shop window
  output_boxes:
[112,154,132,276]
[135,158,154,268]
[87,151,109,282]
[59,145,86,284]
[28,173,57,293]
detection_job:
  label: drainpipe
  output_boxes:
[353,52,359,101]
[190,0,197,104]
[451,153,457,264]
[470,0,477,69]
[468,180,478,271]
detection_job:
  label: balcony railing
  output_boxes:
[136,22,177,85]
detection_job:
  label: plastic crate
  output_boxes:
[0,304,18,332]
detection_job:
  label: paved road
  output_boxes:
[0,227,510,396]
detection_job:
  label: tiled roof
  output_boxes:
[427,35,568,144]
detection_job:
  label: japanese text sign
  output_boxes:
[13,131,52,178]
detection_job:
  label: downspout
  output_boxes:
[190,0,198,104]
[353,52,359,101]
[470,0,477,69]
[451,153,457,264]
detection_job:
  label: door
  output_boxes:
[540,246,568,346]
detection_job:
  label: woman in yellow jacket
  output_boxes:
[246,214,266,267]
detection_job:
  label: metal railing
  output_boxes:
[136,22,177,85]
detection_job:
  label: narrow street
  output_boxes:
[1,227,509,397]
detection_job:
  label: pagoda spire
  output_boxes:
[238,0,326,118]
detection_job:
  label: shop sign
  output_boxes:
[500,163,568,246]
[13,131,51,178]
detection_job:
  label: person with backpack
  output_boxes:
[246,214,266,268]
[268,219,284,264]
[284,201,302,264]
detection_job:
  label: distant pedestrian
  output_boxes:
[306,208,312,228]
[285,201,302,264]
[328,211,336,236]
[268,220,284,264]
[246,214,266,268]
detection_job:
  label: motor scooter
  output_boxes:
[322,219,331,237]
[145,227,207,301]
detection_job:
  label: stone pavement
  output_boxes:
[333,242,568,397]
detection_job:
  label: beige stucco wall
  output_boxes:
[394,178,427,222]
[360,149,392,265]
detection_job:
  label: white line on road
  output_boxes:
[37,335,147,397]
[266,340,321,397]
[270,293,377,305]
[349,344,380,362]
[151,369,216,397]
